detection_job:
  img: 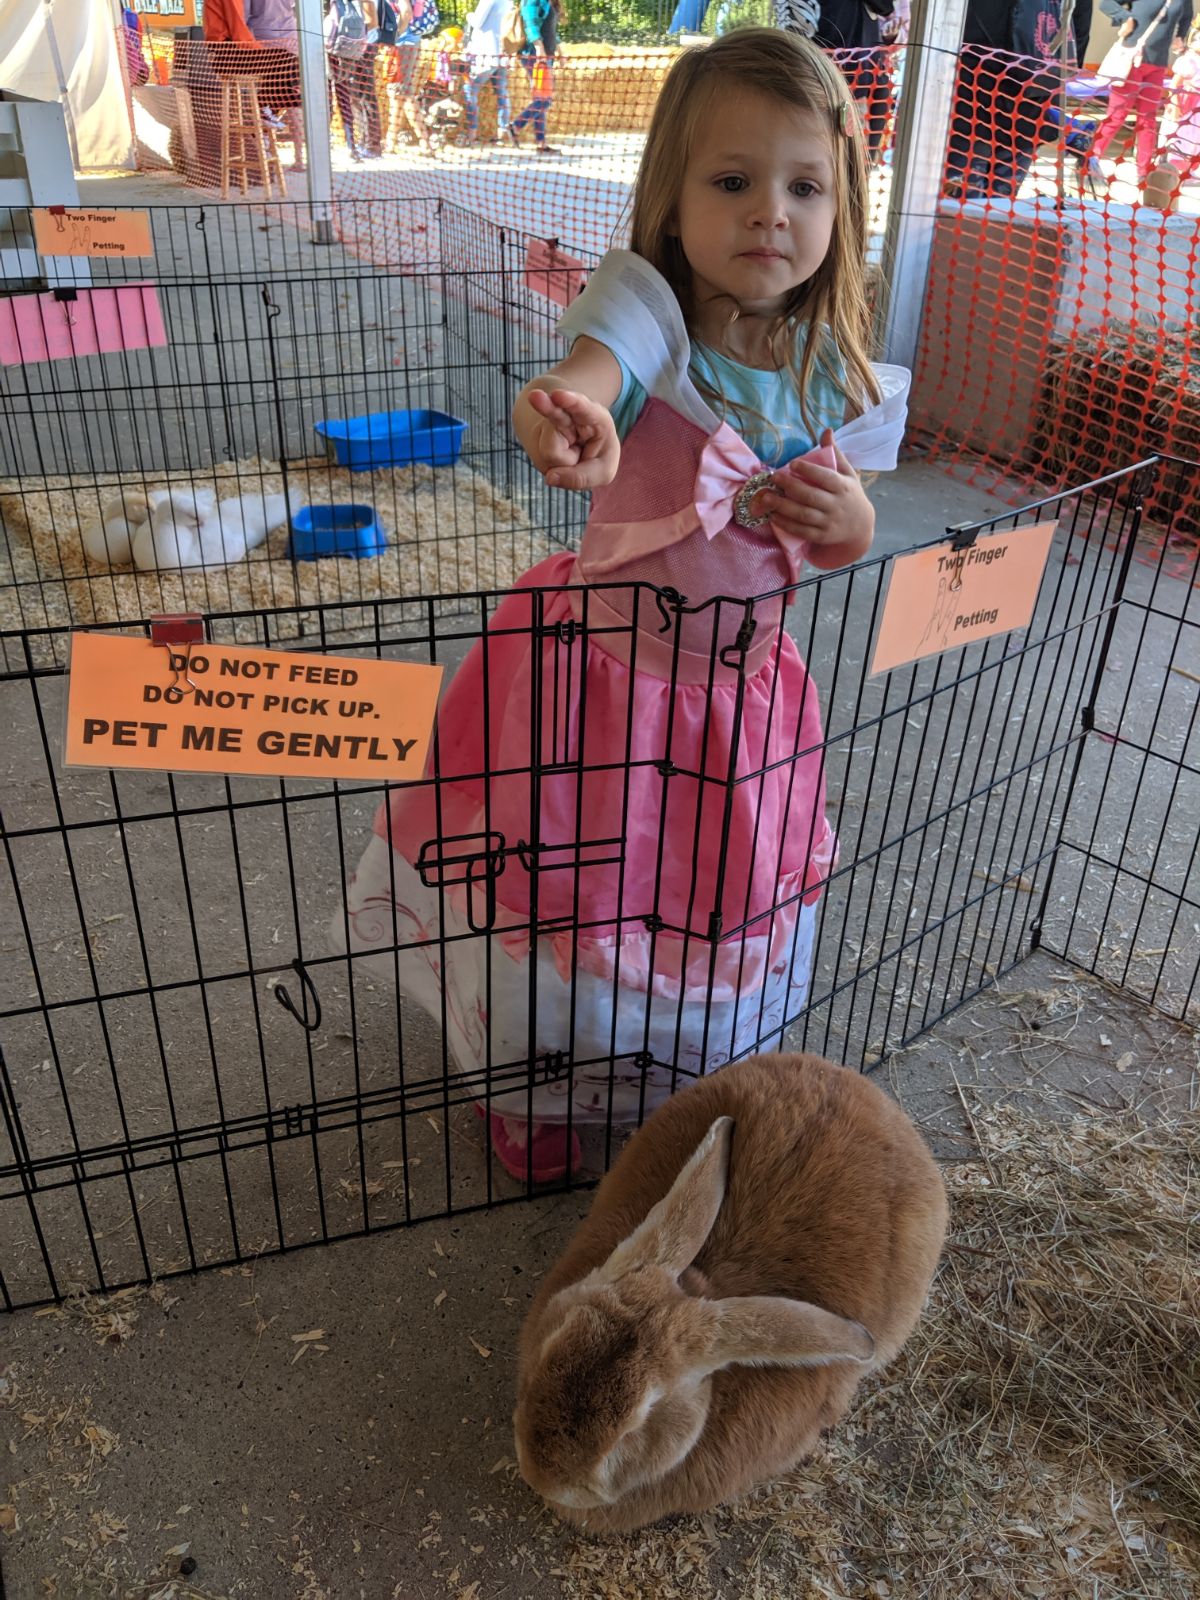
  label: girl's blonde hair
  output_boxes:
[629,27,881,433]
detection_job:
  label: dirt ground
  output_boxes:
[1,954,1197,1600]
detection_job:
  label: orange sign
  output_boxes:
[871,521,1057,678]
[524,239,586,308]
[33,209,154,260]
[65,634,443,782]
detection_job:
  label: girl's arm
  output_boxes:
[513,333,624,490]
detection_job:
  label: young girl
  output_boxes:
[336,27,908,1182]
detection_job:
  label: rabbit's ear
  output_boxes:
[597,1117,734,1283]
[695,1297,875,1377]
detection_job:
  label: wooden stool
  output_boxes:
[219,78,287,199]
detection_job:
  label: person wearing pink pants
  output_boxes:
[1093,0,1194,186]
[1092,61,1169,183]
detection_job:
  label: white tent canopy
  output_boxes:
[0,0,134,171]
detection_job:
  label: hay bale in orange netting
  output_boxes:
[1032,327,1200,551]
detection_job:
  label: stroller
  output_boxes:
[418,30,470,147]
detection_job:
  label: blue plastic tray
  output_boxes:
[289,504,386,561]
[314,408,467,472]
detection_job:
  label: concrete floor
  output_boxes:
[3,450,1198,1597]
[2,955,1196,1600]
[4,160,1199,1599]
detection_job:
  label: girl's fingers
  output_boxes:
[765,479,836,514]
[547,388,610,431]
[546,457,612,491]
[767,499,819,535]
[527,388,581,435]
[785,457,842,491]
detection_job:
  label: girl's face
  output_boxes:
[672,89,838,331]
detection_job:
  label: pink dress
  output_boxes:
[335,253,910,1123]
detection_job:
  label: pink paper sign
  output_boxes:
[871,521,1057,677]
[0,284,168,366]
[523,239,586,308]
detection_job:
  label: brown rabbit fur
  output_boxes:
[513,1053,948,1532]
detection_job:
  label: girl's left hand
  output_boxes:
[758,429,875,568]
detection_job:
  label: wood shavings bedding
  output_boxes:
[547,1079,1200,1600]
[0,455,556,648]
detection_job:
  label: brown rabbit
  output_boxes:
[513,1053,947,1532]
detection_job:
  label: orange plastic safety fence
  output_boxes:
[116,23,1198,573]
[914,43,1200,579]
[121,30,898,253]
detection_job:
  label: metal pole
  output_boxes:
[294,0,335,241]
[877,0,969,369]
[43,0,82,171]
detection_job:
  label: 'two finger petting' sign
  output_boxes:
[65,634,443,781]
[870,521,1057,678]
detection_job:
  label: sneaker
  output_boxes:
[535,143,560,155]
[474,1103,582,1183]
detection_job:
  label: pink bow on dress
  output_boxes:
[694,421,809,583]
[582,409,808,581]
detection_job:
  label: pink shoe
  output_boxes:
[473,1103,581,1182]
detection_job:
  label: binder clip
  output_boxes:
[150,612,205,704]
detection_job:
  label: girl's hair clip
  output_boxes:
[838,100,854,137]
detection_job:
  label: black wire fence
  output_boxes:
[0,198,591,656]
[1,203,1197,1313]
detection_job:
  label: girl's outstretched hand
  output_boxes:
[760,428,875,569]
[524,388,620,491]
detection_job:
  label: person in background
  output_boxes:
[812,0,895,160]
[506,0,561,154]
[1075,0,1095,64]
[244,0,307,172]
[205,0,258,43]
[1159,13,1200,182]
[325,0,384,160]
[384,0,440,155]
[122,6,151,87]
[1091,0,1195,189]
[948,0,1087,199]
[461,0,512,144]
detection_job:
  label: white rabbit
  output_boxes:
[130,486,218,570]
[130,488,289,570]
[207,490,289,562]
[514,1053,948,1532]
[82,490,150,566]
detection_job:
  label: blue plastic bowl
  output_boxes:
[289,504,386,561]
[314,408,468,472]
